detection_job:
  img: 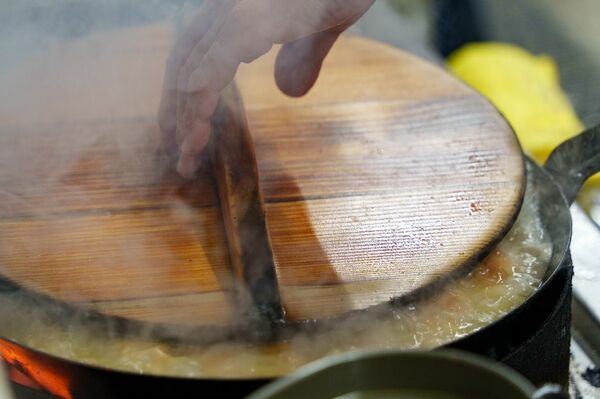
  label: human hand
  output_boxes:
[158,0,374,177]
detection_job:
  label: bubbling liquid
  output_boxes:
[0,182,551,378]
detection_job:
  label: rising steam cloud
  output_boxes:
[0,0,555,381]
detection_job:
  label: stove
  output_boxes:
[569,205,600,398]
[571,340,600,398]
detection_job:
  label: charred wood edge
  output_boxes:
[571,293,600,367]
[210,82,285,342]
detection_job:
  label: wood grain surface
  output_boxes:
[0,24,524,327]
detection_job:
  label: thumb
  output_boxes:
[274,30,342,97]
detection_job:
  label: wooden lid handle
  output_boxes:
[211,83,285,339]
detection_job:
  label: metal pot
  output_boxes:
[246,349,566,399]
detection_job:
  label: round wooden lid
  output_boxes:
[0,24,524,328]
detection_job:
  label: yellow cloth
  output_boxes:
[447,42,598,185]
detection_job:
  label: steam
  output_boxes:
[0,1,196,71]
[0,0,554,382]
[0,0,212,335]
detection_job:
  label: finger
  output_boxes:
[178,0,375,98]
[158,0,225,150]
[175,0,375,176]
[167,0,373,138]
[274,30,341,97]
[175,0,334,175]
[177,46,240,177]
[177,92,214,177]
[274,0,374,97]
[176,4,282,177]
[176,0,238,146]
